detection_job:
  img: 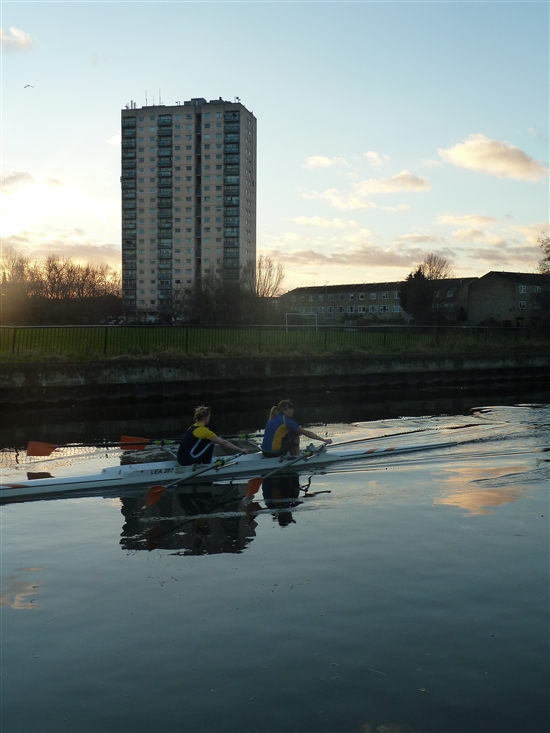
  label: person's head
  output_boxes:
[269,399,296,419]
[194,405,211,423]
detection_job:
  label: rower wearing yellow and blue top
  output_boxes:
[177,405,247,466]
[261,400,332,457]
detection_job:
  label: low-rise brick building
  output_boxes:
[468,272,549,327]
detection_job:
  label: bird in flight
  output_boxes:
[24,84,34,88]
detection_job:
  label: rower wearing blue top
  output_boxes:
[177,405,248,466]
[261,399,332,457]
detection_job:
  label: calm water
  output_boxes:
[1,400,549,733]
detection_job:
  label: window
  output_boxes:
[318,295,323,302]
[446,289,454,298]
[308,307,315,314]
[358,305,366,313]
[327,306,334,313]
[519,301,526,309]
[309,295,314,302]
[337,306,345,313]
[370,293,376,300]
[380,305,389,313]
[519,285,527,293]
[347,306,355,313]
[382,292,388,300]
[369,305,377,314]
[348,293,354,300]
[393,291,400,299]
[392,305,401,313]
[328,295,333,301]
[359,293,365,300]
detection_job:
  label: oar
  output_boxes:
[246,444,326,497]
[27,439,152,457]
[328,427,430,448]
[145,454,245,507]
[121,432,262,450]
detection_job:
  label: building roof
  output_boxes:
[472,271,550,286]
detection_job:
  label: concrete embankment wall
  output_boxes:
[1,352,548,407]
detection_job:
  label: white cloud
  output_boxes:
[439,134,548,182]
[381,204,411,212]
[510,222,549,246]
[364,151,389,167]
[2,228,121,268]
[302,156,348,169]
[396,233,445,244]
[106,134,121,146]
[354,170,432,195]
[301,171,431,211]
[291,216,359,229]
[0,27,34,51]
[1,172,62,194]
[438,213,497,228]
[261,241,424,270]
[452,228,487,242]
[2,172,36,193]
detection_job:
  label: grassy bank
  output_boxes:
[1,324,548,363]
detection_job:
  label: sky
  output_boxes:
[1,0,548,290]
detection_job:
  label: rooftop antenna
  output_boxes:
[159,88,161,105]
[153,94,155,106]
[145,90,148,105]
[235,96,241,103]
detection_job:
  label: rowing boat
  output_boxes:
[0,440,457,502]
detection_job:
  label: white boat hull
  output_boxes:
[0,441,457,502]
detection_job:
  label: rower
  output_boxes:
[261,400,332,457]
[177,406,248,466]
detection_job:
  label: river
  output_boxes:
[1,392,548,733]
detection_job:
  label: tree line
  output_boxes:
[1,249,122,325]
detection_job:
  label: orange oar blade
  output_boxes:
[145,485,166,507]
[120,435,150,451]
[246,477,263,497]
[27,441,58,457]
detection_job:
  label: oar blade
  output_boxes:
[27,441,58,457]
[246,477,263,496]
[145,485,166,506]
[120,435,150,450]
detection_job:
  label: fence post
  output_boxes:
[12,328,17,354]
[258,325,262,353]
[185,326,189,352]
[103,326,109,355]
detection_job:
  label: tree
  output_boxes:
[0,249,122,325]
[420,253,454,281]
[400,253,454,324]
[538,234,550,274]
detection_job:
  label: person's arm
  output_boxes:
[296,427,332,444]
[210,435,248,454]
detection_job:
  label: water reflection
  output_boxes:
[119,475,320,554]
[0,568,43,610]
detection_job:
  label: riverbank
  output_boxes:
[1,351,548,407]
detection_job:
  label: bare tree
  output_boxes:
[251,255,286,297]
[400,253,454,324]
[419,253,454,280]
[538,234,550,275]
[0,247,32,283]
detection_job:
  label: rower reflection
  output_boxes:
[261,475,303,526]
[119,475,315,554]
[120,483,258,555]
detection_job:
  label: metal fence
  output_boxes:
[1,324,547,358]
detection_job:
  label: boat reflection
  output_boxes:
[119,474,318,555]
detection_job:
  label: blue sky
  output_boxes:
[1,0,548,289]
